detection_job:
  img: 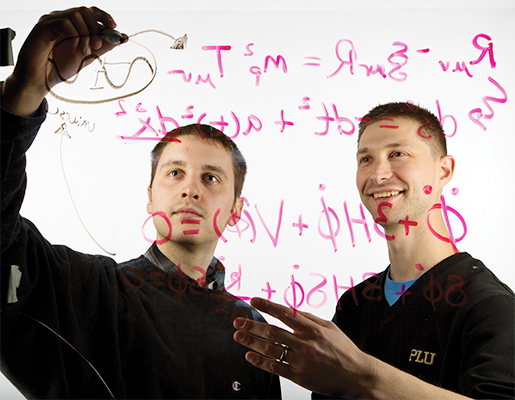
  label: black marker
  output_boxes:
[101,29,127,45]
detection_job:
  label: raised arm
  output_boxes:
[0,10,128,398]
[1,6,124,254]
[1,6,122,117]
[233,297,471,399]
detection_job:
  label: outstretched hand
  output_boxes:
[233,297,377,399]
[2,6,126,116]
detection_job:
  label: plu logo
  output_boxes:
[409,349,437,365]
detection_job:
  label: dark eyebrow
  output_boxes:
[159,160,229,180]
[158,160,186,171]
[202,164,229,179]
[357,142,411,155]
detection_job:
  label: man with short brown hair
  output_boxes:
[233,102,514,399]
[1,6,281,399]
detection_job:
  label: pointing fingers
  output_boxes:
[233,298,372,397]
[233,317,298,379]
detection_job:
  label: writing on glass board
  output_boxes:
[44,30,499,316]
[47,32,507,134]
[120,263,250,320]
[48,116,471,312]
[137,180,466,254]
[130,185,468,310]
[121,259,468,312]
[113,77,506,142]
[113,98,461,141]
[47,29,186,104]
[213,34,495,83]
[48,106,96,137]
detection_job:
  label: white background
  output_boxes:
[1,1,514,398]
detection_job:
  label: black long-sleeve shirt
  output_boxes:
[314,253,514,399]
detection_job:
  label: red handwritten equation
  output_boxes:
[122,255,469,311]
[141,193,466,254]
[108,33,506,139]
[114,98,463,141]
[133,185,467,311]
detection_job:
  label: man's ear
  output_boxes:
[147,187,153,215]
[228,197,244,227]
[438,155,455,186]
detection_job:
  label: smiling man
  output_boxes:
[232,103,514,399]
[355,105,456,283]
[0,6,281,399]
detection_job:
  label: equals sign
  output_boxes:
[303,56,321,66]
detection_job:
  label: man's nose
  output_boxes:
[370,159,393,184]
[181,178,200,200]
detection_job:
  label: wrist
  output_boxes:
[353,353,380,399]
[1,74,48,117]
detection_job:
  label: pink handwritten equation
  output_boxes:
[172,35,495,84]
[140,190,467,254]
[332,269,468,310]
[113,85,505,143]
[121,259,468,311]
[114,97,464,141]
[133,181,469,311]
[111,32,505,139]
[121,264,249,319]
[132,183,468,311]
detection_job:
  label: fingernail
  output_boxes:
[234,317,245,329]
[252,298,262,307]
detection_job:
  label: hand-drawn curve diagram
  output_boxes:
[47,30,187,104]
